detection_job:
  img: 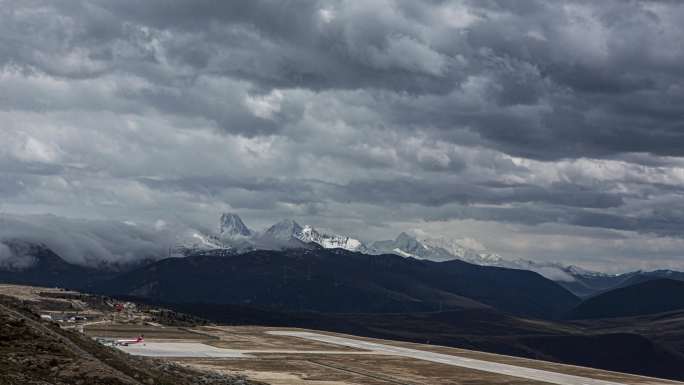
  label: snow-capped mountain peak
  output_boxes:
[371,232,455,262]
[178,214,609,284]
[174,214,608,284]
[296,225,366,252]
[372,231,610,283]
[219,213,252,237]
[564,265,615,277]
[263,219,303,241]
[173,229,225,254]
[192,232,224,249]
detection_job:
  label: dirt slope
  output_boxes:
[0,295,259,385]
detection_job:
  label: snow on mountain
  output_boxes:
[417,235,506,265]
[564,264,613,277]
[191,232,224,249]
[219,213,252,238]
[297,225,366,252]
[179,216,367,254]
[173,229,226,255]
[259,219,366,252]
[371,231,607,282]
[263,219,303,241]
[175,212,254,254]
[372,232,455,262]
[252,219,312,250]
[175,213,608,283]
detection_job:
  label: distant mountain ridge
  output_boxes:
[95,247,580,319]
[0,239,582,319]
[0,240,111,289]
[178,214,366,254]
[567,279,684,319]
[368,231,623,294]
[173,213,673,298]
[558,269,684,298]
[179,213,587,271]
[3,212,681,299]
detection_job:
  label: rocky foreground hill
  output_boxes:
[0,294,260,385]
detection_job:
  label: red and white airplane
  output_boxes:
[115,335,144,346]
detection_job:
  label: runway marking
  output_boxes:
[268,331,675,385]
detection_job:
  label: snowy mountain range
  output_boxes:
[368,231,604,282]
[299,224,367,252]
[177,215,366,254]
[176,213,612,282]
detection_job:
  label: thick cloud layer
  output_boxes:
[0,214,186,268]
[0,241,36,270]
[2,0,684,272]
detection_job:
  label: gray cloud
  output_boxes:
[1,0,684,271]
[0,214,204,268]
[0,241,37,270]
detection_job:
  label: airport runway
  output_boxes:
[117,342,247,358]
[268,331,667,385]
[117,342,381,358]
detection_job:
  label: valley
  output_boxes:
[3,230,684,381]
[2,283,683,385]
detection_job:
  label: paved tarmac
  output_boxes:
[117,342,247,358]
[112,330,678,385]
[268,331,675,385]
[116,342,379,358]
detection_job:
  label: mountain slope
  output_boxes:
[568,279,684,319]
[0,241,110,290]
[372,232,468,262]
[298,225,366,252]
[370,232,619,292]
[95,248,580,319]
[219,213,252,237]
[555,270,634,298]
[182,214,368,253]
[615,270,684,290]
[0,294,254,385]
[558,270,684,298]
[178,214,640,294]
[253,219,317,250]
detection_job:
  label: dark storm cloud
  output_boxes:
[138,176,325,207]
[140,174,626,210]
[84,0,684,159]
[2,0,684,269]
[95,0,458,92]
[4,0,684,155]
[335,178,625,208]
[445,204,684,238]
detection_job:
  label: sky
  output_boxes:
[2,0,684,272]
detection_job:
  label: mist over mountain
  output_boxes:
[186,213,616,288]
[0,214,179,269]
[2,211,682,300]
